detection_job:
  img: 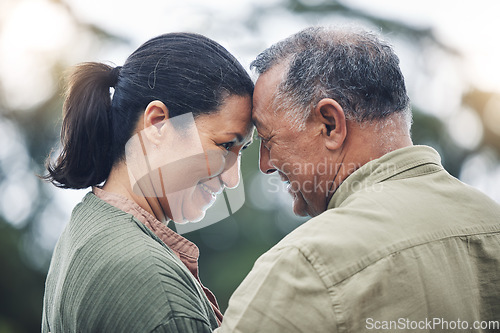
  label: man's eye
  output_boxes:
[259,138,271,151]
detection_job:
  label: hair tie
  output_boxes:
[109,66,122,87]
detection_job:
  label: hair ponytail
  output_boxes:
[44,62,117,189]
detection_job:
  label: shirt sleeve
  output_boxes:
[215,246,337,333]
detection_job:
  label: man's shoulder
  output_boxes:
[275,190,398,255]
[270,205,386,285]
[270,183,500,287]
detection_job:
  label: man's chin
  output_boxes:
[292,198,310,217]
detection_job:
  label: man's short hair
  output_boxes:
[250,26,412,130]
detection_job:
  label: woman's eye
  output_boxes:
[220,142,235,151]
[238,143,251,155]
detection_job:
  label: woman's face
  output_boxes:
[153,94,254,223]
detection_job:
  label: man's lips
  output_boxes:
[278,172,289,184]
[278,172,298,195]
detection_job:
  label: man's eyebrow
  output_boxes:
[255,131,268,142]
[251,115,260,127]
[252,116,266,132]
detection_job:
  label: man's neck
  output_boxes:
[332,115,413,194]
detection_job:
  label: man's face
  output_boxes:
[252,66,335,217]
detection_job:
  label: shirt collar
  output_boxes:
[92,187,224,325]
[327,145,443,210]
[92,187,200,266]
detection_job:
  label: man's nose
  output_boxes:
[220,154,240,189]
[259,141,277,174]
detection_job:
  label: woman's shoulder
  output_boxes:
[45,193,215,332]
[60,193,195,285]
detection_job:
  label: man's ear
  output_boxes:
[143,100,169,145]
[313,98,347,151]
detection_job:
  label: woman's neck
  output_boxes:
[102,162,167,223]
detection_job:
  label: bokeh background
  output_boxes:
[1,0,499,331]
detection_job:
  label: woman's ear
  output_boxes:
[313,98,347,151]
[143,100,169,145]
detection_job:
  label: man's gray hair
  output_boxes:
[250,26,412,131]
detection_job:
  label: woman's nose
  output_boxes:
[220,154,241,189]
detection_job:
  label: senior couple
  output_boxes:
[42,25,500,332]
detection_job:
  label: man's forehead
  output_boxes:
[251,101,272,134]
[251,113,266,132]
[252,65,287,131]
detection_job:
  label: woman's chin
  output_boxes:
[181,210,206,224]
[171,186,217,224]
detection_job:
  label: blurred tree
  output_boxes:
[463,89,500,152]
[0,221,46,333]
[0,0,498,332]
[0,1,129,331]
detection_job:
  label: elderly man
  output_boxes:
[216,26,500,332]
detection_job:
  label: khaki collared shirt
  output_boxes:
[216,146,500,333]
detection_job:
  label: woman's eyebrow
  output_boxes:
[224,132,243,142]
[242,138,254,148]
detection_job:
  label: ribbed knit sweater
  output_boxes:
[41,193,218,332]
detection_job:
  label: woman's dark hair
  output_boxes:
[44,33,254,189]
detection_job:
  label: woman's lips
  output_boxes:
[199,182,217,196]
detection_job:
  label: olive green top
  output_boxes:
[217,145,500,333]
[42,193,218,332]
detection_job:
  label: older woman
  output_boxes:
[42,33,254,332]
